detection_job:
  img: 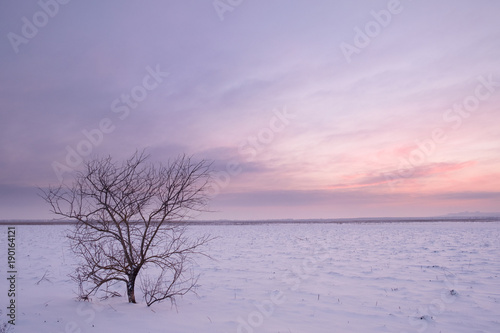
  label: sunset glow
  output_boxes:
[1,1,499,220]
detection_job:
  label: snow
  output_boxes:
[1,221,499,332]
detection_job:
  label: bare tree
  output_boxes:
[41,151,213,305]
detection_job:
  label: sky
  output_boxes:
[0,0,499,220]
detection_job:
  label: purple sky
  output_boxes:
[1,0,499,220]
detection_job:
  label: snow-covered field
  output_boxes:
[1,221,499,333]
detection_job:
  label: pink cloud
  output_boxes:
[328,161,476,191]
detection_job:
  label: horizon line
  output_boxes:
[2,214,500,225]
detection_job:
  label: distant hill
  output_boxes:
[442,211,500,218]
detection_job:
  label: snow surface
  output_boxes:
[1,222,499,333]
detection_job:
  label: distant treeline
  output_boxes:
[1,217,500,226]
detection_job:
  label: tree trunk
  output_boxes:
[127,272,137,303]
